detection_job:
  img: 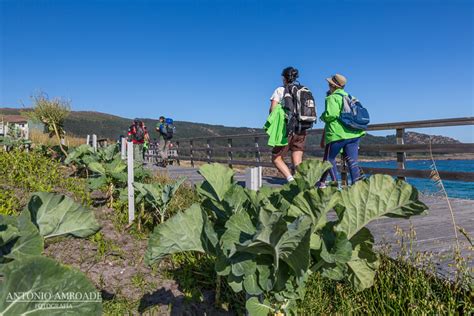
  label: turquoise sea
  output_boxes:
[359,160,474,200]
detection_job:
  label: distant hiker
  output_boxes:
[143,126,150,162]
[267,66,316,182]
[317,74,367,188]
[128,119,146,165]
[155,116,175,161]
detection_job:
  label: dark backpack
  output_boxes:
[335,93,370,130]
[283,84,317,133]
[134,123,145,141]
[165,118,175,140]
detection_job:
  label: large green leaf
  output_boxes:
[243,273,263,295]
[87,162,106,175]
[346,227,379,291]
[238,213,313,277]
[198,163,235,201]
[25,192,101,239]
[65,144,95,165]
[220,211,256,257]
[294,160,333,190]
[0,213,43,262]
[335,174,428,238]
[230,252,257,277]
[144,204,215,265]
[319,231,352,265]
[106,158,126,175]
[161,177,186,209]
[245,297,273,316]
[0,256,102,315]
[291,187,338,230]
[88,176,107,190]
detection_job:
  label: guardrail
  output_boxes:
[174,117,474,182]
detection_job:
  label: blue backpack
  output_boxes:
[336,93,370,130]
[164,118,175,139]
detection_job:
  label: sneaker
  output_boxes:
[316,182,327,189]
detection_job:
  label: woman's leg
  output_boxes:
[319,140,344,183]
[343,137,361,184]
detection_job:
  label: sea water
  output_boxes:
[359,159,474,200]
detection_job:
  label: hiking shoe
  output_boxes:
[316,182,327,189]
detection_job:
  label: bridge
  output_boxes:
[146,117,474,278]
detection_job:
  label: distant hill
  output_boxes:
[0,107,461,146]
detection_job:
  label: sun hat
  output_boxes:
[326,74,347,88]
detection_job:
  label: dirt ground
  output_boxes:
[44,204,233,315]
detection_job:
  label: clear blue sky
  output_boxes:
[1,0,473,141]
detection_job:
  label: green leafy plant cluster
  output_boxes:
[0,149,90,204]
[0,192,102,314]
[133,177,185,227]
[0,188,21,216]
[144,160,428,315]
[0,136,31,152]
[66,144,152,206]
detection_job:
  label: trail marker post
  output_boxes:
[127,141,135,224]
[245,167,262,191]
[92,134,97,151]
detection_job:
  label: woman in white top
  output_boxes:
[269,67,307,182]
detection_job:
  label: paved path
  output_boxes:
[150,165,474,279]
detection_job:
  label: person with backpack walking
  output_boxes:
[128,119,146,165]
[155,116,175,162]
[317,74,368,188]
[269,66,317,182]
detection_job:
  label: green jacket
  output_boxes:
[320,88,365,144]
[264,104,288,147]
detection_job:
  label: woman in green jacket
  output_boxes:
[317,74,365,188]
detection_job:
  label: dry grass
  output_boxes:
[30,129,86,147]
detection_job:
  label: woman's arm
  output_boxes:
[269,99,279,114]
[320,95,341,123]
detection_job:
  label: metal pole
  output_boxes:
[127,141,135,224]
[396,128,406,180]
[228,138,233,168]
[254,137,261,165]
[190,140,194,168]
[207,139,211,163]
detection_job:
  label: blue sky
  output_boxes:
[1,0,473,141]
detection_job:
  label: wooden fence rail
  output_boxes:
[174,117,474,182]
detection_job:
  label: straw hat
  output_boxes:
[326,74,347,88]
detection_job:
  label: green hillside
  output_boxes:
[0,108,261,141]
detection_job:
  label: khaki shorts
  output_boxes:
[272,131,307,159]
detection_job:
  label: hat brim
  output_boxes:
[326,77,343,88]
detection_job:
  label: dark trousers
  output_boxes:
[320,137,362,184]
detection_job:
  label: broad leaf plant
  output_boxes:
[145,160,428,315]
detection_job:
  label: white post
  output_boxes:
[127,141,135,224]
[121,137,127,160]
[92,134,97,151]
[86,134,90,145]
[245,167,262,191]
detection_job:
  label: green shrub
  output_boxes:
[0,149,90,204]
[0,188,21,216]
[144,161,429,314]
